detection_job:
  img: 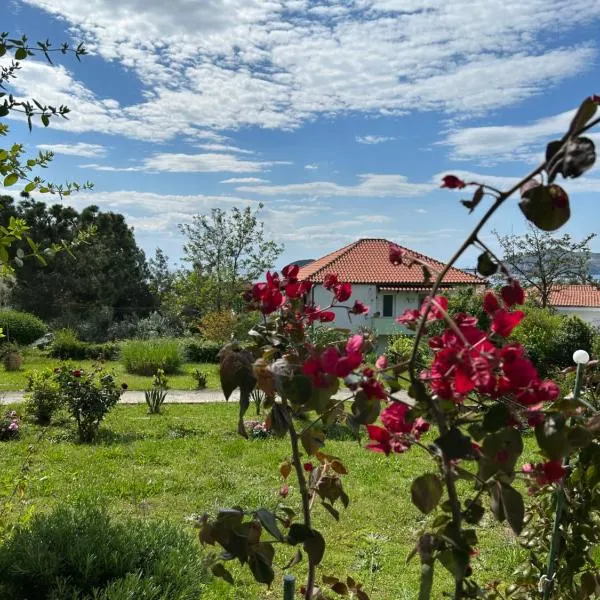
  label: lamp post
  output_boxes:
[541,349,590,599]
[283,574,295,600]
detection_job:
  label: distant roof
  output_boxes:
[549,285,600,308]
[297,238,484,286]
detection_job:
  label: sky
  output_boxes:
[3,0,600,271]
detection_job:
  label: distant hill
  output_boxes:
[590,253,600,278]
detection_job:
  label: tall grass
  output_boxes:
[121,339,182,376]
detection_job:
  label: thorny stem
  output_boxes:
[288,415,316,600]
[406,108,600,598]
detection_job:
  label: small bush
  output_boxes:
[0,309,46,345]
[198,310,237,343]
[192,368,208,389]
[145,369,169,414]
[0,502,209,600]
[50,329,119,361]
[0,410,20,440]
[386,333,429,370]
[306,325,349,349]
[0,342,22,371]
[121,339,182,375]
[55,365,122,442]
[25,369,63,425]
[181,339,221,363]
[136,311,184,339]
[554,315,594,367]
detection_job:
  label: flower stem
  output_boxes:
[288,415,316,600]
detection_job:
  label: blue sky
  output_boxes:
[4,0,600,270]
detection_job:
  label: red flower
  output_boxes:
[491,309,524,337]
[366,425,392,455]
[72,369,82,378]
[320,347,340,375]
[303,462,314,472]
[318,310,335,323]
[323,273,339,290]
[381,402,412,434]
[345,334,363,355]
[441,175,467,189]
[282,264,300,280]
[349,300,369,315]
[333,282,352,302]
[396,309,421,326]
[500,281,525,307]
[266,270,281,289]
[389,243,404,266]
[375,355,388,370]
[483,292,500,315]
[542,460,565,483]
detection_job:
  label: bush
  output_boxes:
[50,329,119,361]
[0,342,22,371]
[0,410,20,440]
[305,325,349,349]
[386,333,429,370]
[181,339,221,363]
[121,339,182,375]
[145,369,169,414]
[198,310,237,343]
[192,368,208,389]
[0,309,46,345]
[25,369,63,425]
[554,314,594,367]
[55,365,122,442]
[0,502,209,600]
[135,311,184,339]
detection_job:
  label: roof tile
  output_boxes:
[549,285,600,308]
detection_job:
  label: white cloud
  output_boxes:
[304,163,319,170]
[79,163,142,172]
[415,208,428,214]
[143,152,291,173]
[356,135,395,145]
[13,0,600,137]
[236,173,434,197]
[194,143,255,154]
[221,177,270,184]
[37,142,107,157]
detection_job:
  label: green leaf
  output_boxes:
[282,373,312,405]
[321,502,340,521]
[15,47,27,60]
[0,45,5,57]
[435,427,474,460]
[23,182,36,193]
[301,426,325,456]
[255,509,283,542]
[567,425,593,450]
[211,563,234,584]
[482,403,510,433]
[477,252,498,276]
[3,173,18,186]
[287,523,312,545]
[0,149,7,161]
[535,414,569,460]
[331,581,349,595]
[41,114,50,127]
[489,483,504,523]
[461,185,484,213]
[478,427,523,480]
[500,484,524,535]
[351,389,380,425]
[411,473,443,515]
[519,184,570,232]
[248,543,275,586]
[283,548,302,570]
[463,501,485,525]
[437,548,470,579]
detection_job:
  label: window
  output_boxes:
[382,294,394,317]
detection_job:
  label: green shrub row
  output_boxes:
[121,339,182,376]
[49,329,119,361]
[0,502,209,600]
[181,339,222,363]
[0,309,47,345]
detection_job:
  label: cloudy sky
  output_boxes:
[4,0,600,269]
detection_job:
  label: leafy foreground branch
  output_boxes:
[210,95,600,599]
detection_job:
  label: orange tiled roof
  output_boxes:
[297,238,484,286]
[548,285,600,308]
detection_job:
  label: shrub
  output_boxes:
[0,410,20,440]
[0,502,209,600]
[50,329,119,361]
[145,369,169,414]
[25,369,63,425]
[55,365,122,442]
[554,314,594,367]
[121,339,182,375]
[192,368,208,389]
[305,325,349,349]
[198,310,237,343]
[0,309,46,345]
[181,339,221,363]
[135,311,184,339]
[386,333,428,369]
[0,342,22,371]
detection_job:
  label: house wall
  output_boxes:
[556,307,600,326]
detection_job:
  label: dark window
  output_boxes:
[382,294,394,317]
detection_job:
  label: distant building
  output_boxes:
[547,284,600,326]
[297,238,485,343]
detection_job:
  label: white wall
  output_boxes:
[556,307,600,327]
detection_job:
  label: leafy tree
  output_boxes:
[2,196,152,338]
[147,248,174,303]
[494,224,595,307]
[178,205,282,312]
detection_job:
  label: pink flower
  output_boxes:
[279,484,290,498]
[375,355,388,370]
[349,300,369,315]
[345,334,363,355]
[491,309,525,338]
[441,175,467,189]
[333,282,352,302]
[389,243,404,266]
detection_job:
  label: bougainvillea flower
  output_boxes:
[323,273,339,290]
[491,309,525,337]
[349,300,369,315]
[282,264,300,280]
[396,308,421,326]
[389,243,404,266]
[500,280,525,307]
[375,355,388,370]
[380,402,412,434]
[333,282,352,302]
[346,334,364,355]
[441,175,467,189]
[317,311,335,323]
[483,292,501,315]
[366,425,392,454]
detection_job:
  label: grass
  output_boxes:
[0,351,220,392]
[0,403,530,599]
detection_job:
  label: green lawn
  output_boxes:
[0,352,220,392]
[0,403,529,599]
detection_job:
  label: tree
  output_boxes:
[493,224,595,307]
[1,195,152,338]
[147,248,174,304]
[178,205,282,312]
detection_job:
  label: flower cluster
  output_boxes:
[522,460,566,488]
[398,283,559,409]
[244,419,272,440]
[0,410,20,441]
[366,402,429,455]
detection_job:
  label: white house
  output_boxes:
[297,238,485,343]
[548,285,600,326]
